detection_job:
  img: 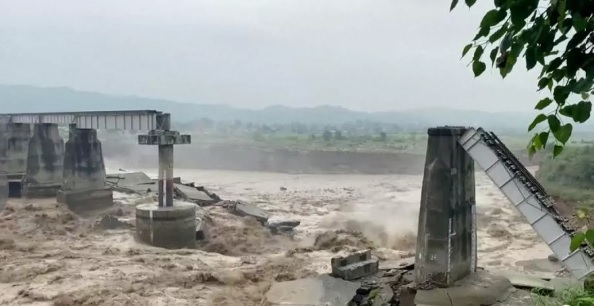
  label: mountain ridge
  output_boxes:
[0,84,560,131]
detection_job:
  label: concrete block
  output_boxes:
[332,250,379,280]
[332,250,372,269]
[333,259,379,281]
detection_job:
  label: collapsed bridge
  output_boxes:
[416,126,594,287]
[0,110,190,214]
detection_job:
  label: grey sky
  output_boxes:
[0,0,542,112]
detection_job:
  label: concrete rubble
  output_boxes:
[106,170,301,242]
[262,250,583,306]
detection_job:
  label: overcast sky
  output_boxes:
[0,0,542,112]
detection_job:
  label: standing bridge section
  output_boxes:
[0,110,190,216]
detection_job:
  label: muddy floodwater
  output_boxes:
[0,166,551,305]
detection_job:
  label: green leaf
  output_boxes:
[554,123,573,144]
[538,131,550,148]
[528,144,536,158]
[571,232,586,252]
[567,31,589,50]
[553,85,570,105]
[582,92,590,100]
[465,0,477,7]
[553,144,564,157]
[473,46,484,61]
[559,104,575,117]
[525,47,537,70]
[480,9,507,28]
[535,97,553,110]
[450,0,459,11]
[552,68,566,82]
[533,133,543,149]
[528,114,547,131]
[566,49,586,77]
[537,78,550,91]
[489,47,499,67]
[548,115,561,132]
[462,44,473,58]
[573,101,592,123]
[472,60,487,77]
[473,26,490,41]
[500,52,517,78]
[586,230,594,245]
[573,15,588,31]
[500,34,512,52]
[546,58,563,73]
[489,25,508,43]
[509,0,537,25]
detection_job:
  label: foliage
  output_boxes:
[532,286,594,306]
[452,0,594,157]
[537,146,594,189]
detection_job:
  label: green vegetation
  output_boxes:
[452,0,594,156]
[537,145,594,208]
[532,287,594,306]
[192,132,429,153]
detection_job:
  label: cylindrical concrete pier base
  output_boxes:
[415,126,476,287]
[136,202,196,249]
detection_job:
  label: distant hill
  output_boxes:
[0,84,583,132]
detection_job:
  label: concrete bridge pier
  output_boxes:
[415,126,476,287]
[2,123,32,197]
[23,123,64,198]
[136,114,194,249]
[58,125,113,215]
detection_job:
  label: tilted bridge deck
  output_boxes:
[459,127,594,280]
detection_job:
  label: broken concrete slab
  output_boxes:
[106,172,157,194]
[515,258,562,274]
[174,183,217,205]
[230,201,269,224]
[267,220,300,228]
[379,257,415,271]
[107,172,153,186]
[415,270,513,306]
[267,220,300,235]
[496,271,554,293]
[266,274,360,305]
